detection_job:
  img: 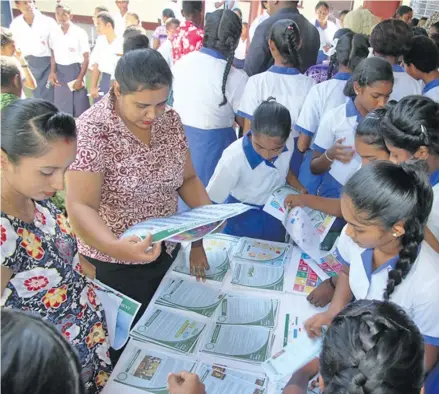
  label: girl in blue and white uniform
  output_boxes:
[296,31,369,194]
[207,99,305,242]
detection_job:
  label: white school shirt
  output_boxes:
[207,132,294,205]
[249,11,269,43]
[237,66,315,138]
[234,38,247,60]
[172,47,248,129]
[50,23,90,66]
[390,65,422,101]
[312,98,362,185]
[9,10,57,58]
[336,226,439,346]
[91,36,123,76]
[296,72,351,138]
[315,20,338,50]
[158,39,173,68]
[428,170,439,241]
[114,12,130,37]
[423,78,439,103]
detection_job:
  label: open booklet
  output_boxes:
[121,204,253,243]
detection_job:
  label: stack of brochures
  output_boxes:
[231,262,285,292]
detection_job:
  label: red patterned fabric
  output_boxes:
[70,91,188,263]
[170,20,204,63]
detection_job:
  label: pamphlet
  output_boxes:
[231,263,284,291]
[233,237,290,267]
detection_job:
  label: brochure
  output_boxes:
[233,237,290,267]
[231,263,284,291]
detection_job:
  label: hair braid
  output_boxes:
[327,51,337,79]
[220,49,234,106]
[285,22,301,69]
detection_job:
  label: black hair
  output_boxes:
[1,99,76,164]
[370,19,413,57]
[339,9,349,18]
[55,2,71,14]
[269,19,301,69]
[115,49,172,94]
[123,25,144,39]
[182,1,202,16]
[333,27,353,40]
[412,26,428,37]
[411,17,419,27]
[381,95,439,157]
[315,1,329,11]
[261,1,267,10]
[95,5,109,13]
[123,34,149,53]
[166,18,181,29]
[395,5,412,17]
[1,56,20,88]
[420,17,428,22]
[203,9,241,106]
[431,22,439,33]
[97,11,115,29]
[344,160,433,300]
[1,27,14,47]
[233,8,243,19]
[431,33,439,50]
[343,56,394,97]
[403,35,439,73]
[127,12,140,23]
[320,300,425,394]
[2,309,86,394]
[252,97,291,142]
[327,32,369,79]
[162,8,175,19]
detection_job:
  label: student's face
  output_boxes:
[167,23,178,37]
[400,11,413,24]
[251,133,286,161]
[56,9,72,28]
[115,1,129,13]
[1,138,77,201]
[356,81,393,114]
[429,26,439,37]
[96,18,108,35]
[125,15,139,27]
[418,19,426,28]
[385,141,429,165]
[16,0,35,14]
[316,6,329,24]
[339,13,346,27]
[355,137,390,166]
[114,84,170,131]
[403,62,422,81]
[1,41,16,57]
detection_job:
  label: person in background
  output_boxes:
[164,0,183,21]
[233,7,242,19]
[0,57,22,109]
[171,1,203,63]
[431,33,439,50]
[1,99,113,392]
[152,9,175,49]
[9,0,57,102]
[172,9,247,189]
[215,0,236,10]
[125,12,140,27]
[0,27,36,94]
[419,16,428,28]
[114,0,130,37]
[404,36,439,102]
[89,12,122,101]
[430,22,439,37]
[233,21,248,69]
[337,9,349,28]
[49,3,89,118]
[412,26,428,37]
[394,5,413,25]
[158,18,181,68]
[245,0,320,76]
[122,30,149,53]
[370,19,421,101]
[314,1,338,64]
[343,6,379,36]
[248,1,269,43]
[411,17,420,27]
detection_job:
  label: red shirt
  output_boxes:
[171,20,204,63]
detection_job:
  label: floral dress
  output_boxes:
[1,200,113,393]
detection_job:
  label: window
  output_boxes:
[411,0,439,17]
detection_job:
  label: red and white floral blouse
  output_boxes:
[170,20,204,63]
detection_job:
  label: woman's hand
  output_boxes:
[110,234,162,264]
[48,71,61,87]
[167,371,206,394]
[190,242,210,282]
[304,311,335,338]
[72,78,84,91]
[326,137,355,163]
[284,194,305,210]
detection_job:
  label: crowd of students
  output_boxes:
[1,1,439,394]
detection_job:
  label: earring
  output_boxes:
[392,232,398,237]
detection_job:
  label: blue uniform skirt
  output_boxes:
[54,63,90,117]
[298,150,324,195]
[223,195,286,242]
[26,55,54,103]
[94,72,112,103]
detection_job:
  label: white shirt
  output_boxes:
[158,39,173,68]
[336,226,439,345]
[296,72,351,138]
[50,23,90,66]
[172,48,248,129]
[90,36,123,75]
[10,10,57,58]
[423,78,439,103]
[237,66,315,138]
[234,38,247,60]
[312,99,362,185]
[114,12,129,37]
[428,173,439,241]
[249,11,269,43]
[207,133,294,205]
[390,65,422,101]
[315,20,338,50]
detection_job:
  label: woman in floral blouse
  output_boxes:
[0,99,114,393]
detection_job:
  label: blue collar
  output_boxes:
[268,65,300,75]
[242,131,288,170]
[430,168,439,186]
[314,20,327,30]
[199,47,226,60]
[423,78,439,94]
[345,98,363,122]
[392,64,405,73]
[333,72,351,81]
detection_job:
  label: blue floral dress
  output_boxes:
[1,200,113,393]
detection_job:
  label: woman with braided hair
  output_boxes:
[304,160,439,374]
[172,9,247,191]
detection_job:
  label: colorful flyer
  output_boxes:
[233,237,290,267]
[291,254,322,296]
[283,314,306,347]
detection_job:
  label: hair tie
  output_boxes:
[420,124,429,145]
[287,25,294,30]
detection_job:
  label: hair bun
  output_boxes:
[46,111,76,132]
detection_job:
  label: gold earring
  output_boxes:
[392,232,398,237]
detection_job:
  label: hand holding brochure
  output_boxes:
[121,203,253,243]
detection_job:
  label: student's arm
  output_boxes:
[73,52,89,91]
[425,226,439,254]
[1,266,13,295]
[425,345,439,373]
[286,169,306,193]
[296,134,312,153]
[90,64,101,99]
[235,115,245,129]
[283,358,320,394]
[48,50,60,87]
[243,118,251,134]
[285,194,342,217]
[153,38,160,49]
[295,85,321,152]
[310,138,354,175]
[14,50,37,90]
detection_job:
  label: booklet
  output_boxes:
[200,324,273,363]
[92,280,141,350]
[216,296,279,328]
[130,308,206,354]
[154,278,225,317]
[121,203,253,243]
[231,263,284,291]
[105,340,197,394]
[233,238,290,267]
[263,185,335,242]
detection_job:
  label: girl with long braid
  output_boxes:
[172,9,247,190]
[304,161,439,374]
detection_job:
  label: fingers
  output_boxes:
[179,371,195,381]
[167,373,182,391]
[335,137,346,144]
